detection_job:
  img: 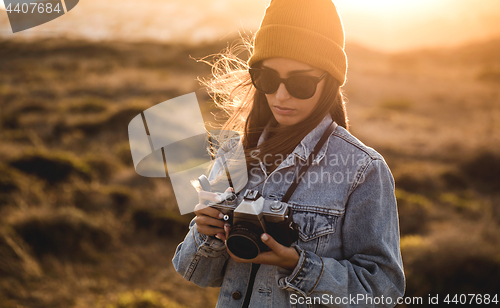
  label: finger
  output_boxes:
[194,203,225,219]
[215,232,226,241]
[260,233,287,256]
[195,215,225,229]
[224,187,234,193]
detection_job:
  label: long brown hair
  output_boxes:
[198,38,348,190]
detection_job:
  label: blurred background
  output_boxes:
[0,0,499,307]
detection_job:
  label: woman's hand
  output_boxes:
[220,225,300,270]
[193,187,233,239]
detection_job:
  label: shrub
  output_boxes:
[67,97,108,113]
[404,237,500,301]
[12,207,114,261]
[132,208,190,239]
[73,187,112,213]
[396,190,433,235]
[477,68,500,83]
[13,101,49,114]
[0,164,21,206]
[72,104,147,137]
[393,162,443,194]
[105,186,136,217]
[9,150,92,184]
[440,169,468,190]
[460,151,500,192]
[0,227,42,278]
[114,141,133,166]
[108,290,188,308]
[83,153,122,182]
[73,185,135,217]
[379,98,412,111]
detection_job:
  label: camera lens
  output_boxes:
[226,222,264,259]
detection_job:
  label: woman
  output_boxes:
[172,0,405,307]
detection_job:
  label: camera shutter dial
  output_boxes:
[270,201,284,212]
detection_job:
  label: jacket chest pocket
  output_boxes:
[291,204,344,256]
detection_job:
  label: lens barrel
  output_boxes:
[226,221,267,259]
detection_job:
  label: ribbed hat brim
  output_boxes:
[248,24,347,86]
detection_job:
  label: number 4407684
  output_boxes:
[6,2,62,14]
[444,294,498,305]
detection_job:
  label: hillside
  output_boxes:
[0,36,499,307]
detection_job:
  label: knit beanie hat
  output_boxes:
[248,0,347,86]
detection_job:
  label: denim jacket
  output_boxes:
[172,114,405,307]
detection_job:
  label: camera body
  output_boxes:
[198,175,299,259]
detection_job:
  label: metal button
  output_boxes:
[270,201,283,212]
[232,291,242,300]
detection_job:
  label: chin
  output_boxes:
[274,116,298,127]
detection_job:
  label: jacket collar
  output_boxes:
[257,114,337,172]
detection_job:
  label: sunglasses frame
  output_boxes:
[249,67,327,99]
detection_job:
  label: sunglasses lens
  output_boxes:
[250,68,321,99]
[250,69,280,94]
[286,76,317,99]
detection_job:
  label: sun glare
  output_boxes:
[338,0,438,13]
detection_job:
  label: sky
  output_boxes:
[1,0,500,52]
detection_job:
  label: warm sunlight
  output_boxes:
[334,0,500,51]
[1,0,500,52]
[337,0,439,14]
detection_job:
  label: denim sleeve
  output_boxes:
[172,218,229,288]
[277,158,405,307]
[171,140,237,288]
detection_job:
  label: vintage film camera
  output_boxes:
[198,175,299,259]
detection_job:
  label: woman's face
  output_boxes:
[261,57,326,127]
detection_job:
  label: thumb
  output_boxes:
[261,233,285,254]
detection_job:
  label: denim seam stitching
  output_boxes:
[290,249,307,283]
[308,255,324,295]
[291,204,345,216]
[299,230,333,242]
[186,254,201,281]
[192,228,200,249]
[348,158,377,196]
[331,130,379,161]
[298,227,335,241]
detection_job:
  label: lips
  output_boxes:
[273,106,295,115]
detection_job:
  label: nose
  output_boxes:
[275,82,291,101]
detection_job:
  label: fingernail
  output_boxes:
[261,233,268,241]
[215,195,222,202]
[215,235,221,240]
[219,213,224,219]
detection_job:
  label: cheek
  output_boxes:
[265,94,272,105]
[303,89,323,113]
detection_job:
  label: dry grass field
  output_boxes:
[0,36,499,307]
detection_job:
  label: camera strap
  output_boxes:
[241,263,260,308]
[281,120,336,203]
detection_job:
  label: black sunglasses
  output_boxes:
[249,67,327,100]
